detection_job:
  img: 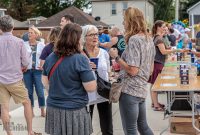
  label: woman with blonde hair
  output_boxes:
[109,7,155,135]
[23,26,46,117]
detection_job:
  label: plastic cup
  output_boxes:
[191,57,195,63]
[90,58,99,69]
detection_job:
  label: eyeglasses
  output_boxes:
[86,33,98,37]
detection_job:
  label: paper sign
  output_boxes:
[161,76,176,79]
[161,83,177,87]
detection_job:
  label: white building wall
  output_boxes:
[147,2,154,29]
[189,4,200,15]
[92,1,154,31]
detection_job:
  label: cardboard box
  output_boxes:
[170,116,200,135]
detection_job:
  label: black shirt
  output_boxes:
[154,35,166,65]
[112,35,126,56]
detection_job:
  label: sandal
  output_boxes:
[151,103,165,108]
[154,106,164,111]
[32,131,42,135]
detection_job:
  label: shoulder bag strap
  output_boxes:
[83,48,90,58]
[48,56,64,80]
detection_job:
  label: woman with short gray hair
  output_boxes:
[82,25,113,135]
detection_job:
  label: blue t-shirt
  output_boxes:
[40,43,54,60]
[99,33,110,51]
[43,53,95,110]
[99,33,110,43]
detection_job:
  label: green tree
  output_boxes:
[0,0,90,21]
[0,0,35,21]
[34,0,90,18]
[153,0,175,21]
[179,0,200,20]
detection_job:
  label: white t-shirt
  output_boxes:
[173,28,181,39]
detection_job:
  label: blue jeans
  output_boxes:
[23,69,45,108]
[119,93,153,135]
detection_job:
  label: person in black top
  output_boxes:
[99,26,126,56]
[99,26,126,72]
[39,26,61,68]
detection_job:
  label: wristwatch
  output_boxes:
[115,55,120,62]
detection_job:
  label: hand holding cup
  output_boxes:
[90,58,99,69]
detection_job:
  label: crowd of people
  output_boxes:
[0,6,200,135]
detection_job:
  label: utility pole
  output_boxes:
[175,0,179,21]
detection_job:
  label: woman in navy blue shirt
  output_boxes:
[42,23,97,135]
[40,26,61,68]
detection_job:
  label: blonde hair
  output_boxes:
[110,26,120,37]
[124,7,148,44]
[29,25,42,37]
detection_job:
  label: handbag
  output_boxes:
[109,78,123,103]
[83,48,111,99]
[95,71,111,99]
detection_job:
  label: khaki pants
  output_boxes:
[0,80,29,104]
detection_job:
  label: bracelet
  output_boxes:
[115,55,120,62]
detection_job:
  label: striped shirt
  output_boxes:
[121,34,155,99]
[0,32,29,84]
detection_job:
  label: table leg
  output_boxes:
[192,92,200,133]
[160,91,172,135]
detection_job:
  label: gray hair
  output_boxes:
[81,25,98,45]
[0,15,14,32]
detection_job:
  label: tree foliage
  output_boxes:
[0,0,90,21]
[34,0,90,17]
[153,0,175,22]
[179,0,200,20]
[0,0,35,21]
[153,0,200,22]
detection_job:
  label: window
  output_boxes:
[122,2,128,11]
[111,3,116,15]
[0,11,4,17]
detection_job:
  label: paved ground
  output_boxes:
[0,84,190,135]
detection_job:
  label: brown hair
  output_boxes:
[48,26,61,43]
[62,14,74,23]
[152,20,165,37]
[54,23,82,57]
[124,7,148,44]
